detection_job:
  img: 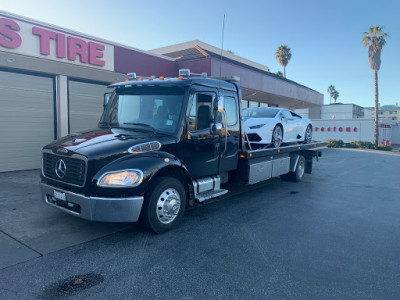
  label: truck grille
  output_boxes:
[42,152,87,186]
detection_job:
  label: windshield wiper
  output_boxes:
[123,122,177,138]
[123,123,156,133]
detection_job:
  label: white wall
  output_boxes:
[321,105,355,120]
[392,124,400,144]
[311,119,396,144]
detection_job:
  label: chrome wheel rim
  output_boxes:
[156,188,181,224]
[305,127,312,143]
[297,159,305,178]
[273,127,282,148]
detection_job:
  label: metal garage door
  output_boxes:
[0,71,54,172]
[68,81,110,134]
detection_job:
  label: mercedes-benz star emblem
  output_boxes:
[55,159,67,178]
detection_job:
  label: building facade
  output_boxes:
[0,11,323,172]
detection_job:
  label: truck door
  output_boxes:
[183,91,220,178]
[219,93,240,173]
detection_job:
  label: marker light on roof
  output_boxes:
[178,76,183,80]
[138,78,143,81]
[159,76,165,80]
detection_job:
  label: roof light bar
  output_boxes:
[127,73,136,80]
[178,69,208,79]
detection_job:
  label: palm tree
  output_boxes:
[332,90,339,103]
[275,45,292,78]
[362,26,389,144]
[327,85,336,104]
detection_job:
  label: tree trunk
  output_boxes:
[374,70,379,145]
[283,67,286,78]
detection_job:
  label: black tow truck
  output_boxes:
[40,69,324,233]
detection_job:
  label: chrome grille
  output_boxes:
[129,141,161,154]
[42,152,86,186]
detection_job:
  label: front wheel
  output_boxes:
[271,125,283,148]
[142,177,186,233]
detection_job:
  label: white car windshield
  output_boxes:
[243,108,280,118]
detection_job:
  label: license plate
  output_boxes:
[54,190,66,201]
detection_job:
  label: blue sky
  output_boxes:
[2,0,399,107]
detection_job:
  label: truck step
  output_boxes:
[197,189,228,202]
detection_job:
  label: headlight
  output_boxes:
[97,169,143,187]
[249,123,266,129]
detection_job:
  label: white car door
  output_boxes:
[280,110,296,142]
[289,111,303,140]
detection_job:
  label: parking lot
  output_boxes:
[0,148,399,299]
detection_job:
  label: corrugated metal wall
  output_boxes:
[68,81,110,134]
[0,71,54,172]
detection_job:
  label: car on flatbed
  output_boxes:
[40,69,324,233]
[243,107,313,148]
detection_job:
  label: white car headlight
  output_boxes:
[97,169,143,187]
[249,123,266,129]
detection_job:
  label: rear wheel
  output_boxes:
[281,155,305,182]
[272,125,283,148]
[142,177,186,233]
[304,125,312,144]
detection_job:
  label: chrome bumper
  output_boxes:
[40,183,144,222]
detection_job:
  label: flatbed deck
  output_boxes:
[240,142,326,159]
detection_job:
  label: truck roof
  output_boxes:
[109,77,238,92]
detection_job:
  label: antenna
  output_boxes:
[219,14,226,78]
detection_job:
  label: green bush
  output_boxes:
[326,139,344,148]
[375,144,392,151]
[356,141,375,149]
[327,139,392,151]
[344,142,358,148]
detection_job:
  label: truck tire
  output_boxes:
[281,155,305,182]
[142,177,186,233]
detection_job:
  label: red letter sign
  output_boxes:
[89,42,105,66]
[67,36,88,63]
[32,27,57,55]
[0,18,22,49]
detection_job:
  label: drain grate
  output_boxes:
[40,273,104,299]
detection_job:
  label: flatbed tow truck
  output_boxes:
[40,69,325,233]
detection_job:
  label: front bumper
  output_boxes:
[40,183,144,222]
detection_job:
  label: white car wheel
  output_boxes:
[272,125,283,148]
[304,125,312,144]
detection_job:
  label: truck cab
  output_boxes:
[40,70,323,233]
[41,72,245,233]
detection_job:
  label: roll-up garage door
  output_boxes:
[0,71,54,172]
[68,81,110,134]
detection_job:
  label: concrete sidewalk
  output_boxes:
[0,170,131,270]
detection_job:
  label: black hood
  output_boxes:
[44,128,177,160]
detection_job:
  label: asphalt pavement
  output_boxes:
[0,148,400,299]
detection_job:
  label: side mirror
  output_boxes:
[103,92,112,110]
[211,122,222,135]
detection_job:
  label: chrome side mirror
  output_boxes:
[211,122,222,135]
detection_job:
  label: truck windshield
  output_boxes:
[100,87,185,134]
[242,108,279,118]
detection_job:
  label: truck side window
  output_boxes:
[224,96,237,126]
[188,93,213,131]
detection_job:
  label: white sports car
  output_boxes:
[242,107,312,148]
